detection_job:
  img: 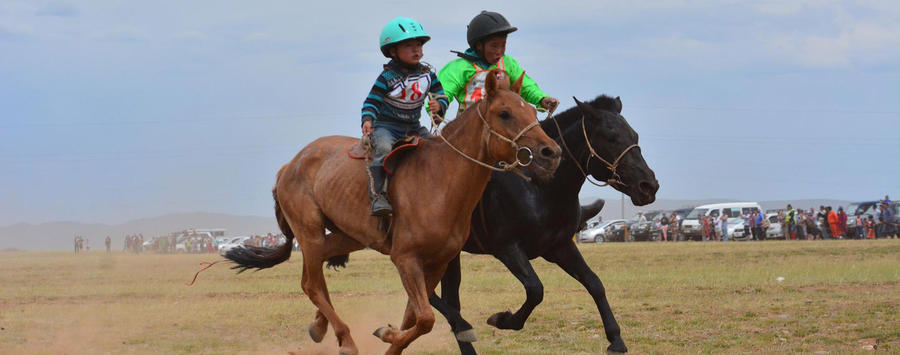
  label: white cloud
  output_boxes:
[90,28,148,42]
[767,21,900,68]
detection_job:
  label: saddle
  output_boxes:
[347,135,423,175]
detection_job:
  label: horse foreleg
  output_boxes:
[543,241,627,353]
[486,243,543,331]
[375,256,435,354]
[429,254,478,354]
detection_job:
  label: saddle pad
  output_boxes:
[383,136,421,175]
[346,136,422,175]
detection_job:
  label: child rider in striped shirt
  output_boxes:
[361,17,448,217]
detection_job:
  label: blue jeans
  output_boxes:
[722,226,729,241]
[371,121,429,166]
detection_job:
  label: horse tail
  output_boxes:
[326,254,349,270]
[224,188,295,273]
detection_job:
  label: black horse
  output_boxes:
[428,95,659,354]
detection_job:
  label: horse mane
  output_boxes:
[438,97,486,139]
[540,95,619,138]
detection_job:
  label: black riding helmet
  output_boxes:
[466,11,518,48]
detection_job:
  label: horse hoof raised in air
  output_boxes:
[486,310,521,330]
[308,323,326,343]
[373,324,397,341]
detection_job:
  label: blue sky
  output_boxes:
[1,1,898,225]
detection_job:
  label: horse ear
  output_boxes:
[511,70,524,94]
[615,96,623,114]
[484,68,501,100]
[573,97,592,113]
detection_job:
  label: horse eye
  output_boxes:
[499,111,511,120]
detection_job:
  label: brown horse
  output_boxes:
[225,69,561,354]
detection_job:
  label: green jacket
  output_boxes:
[438,49,548,112]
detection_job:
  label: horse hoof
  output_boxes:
[372,324,396,341]
[486,313,501,327]
[339,347,359,355]
[607,338,628,353]
[455,329,477,343]
[486,311,520,330]
[308,324,326,343]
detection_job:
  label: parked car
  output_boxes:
[578,219,626,243]
[607,219,634,242]
[218,236,251,253]
[629,211,662,241]
[729,218,750,241]
[844,201,877,238]
[765,213,783,239]
[680,202,763,241]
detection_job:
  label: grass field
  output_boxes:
[1,240,897,354]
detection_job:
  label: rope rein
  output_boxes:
[428,93,539,178]
[548,111,640,188]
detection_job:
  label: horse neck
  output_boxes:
[544,116,603,200]
[431,104,494,197]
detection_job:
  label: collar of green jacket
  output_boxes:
[451,48,494,68]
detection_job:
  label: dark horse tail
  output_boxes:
[224,188,295,273]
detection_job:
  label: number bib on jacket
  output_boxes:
[460,57,505,113]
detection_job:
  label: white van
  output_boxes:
[680,202,763,241]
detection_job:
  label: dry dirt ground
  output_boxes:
[0,239,896,354]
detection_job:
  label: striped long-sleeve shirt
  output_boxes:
[361,60,448,126]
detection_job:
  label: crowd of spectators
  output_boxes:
[691,195,897,241]
[773,197,896,240]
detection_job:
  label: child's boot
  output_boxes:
[369,166,393,216]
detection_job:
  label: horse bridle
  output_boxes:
[549,110,639,188]
[434,97,540,177]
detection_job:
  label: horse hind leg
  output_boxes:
[308,231,365,344]
[294,222,359,355]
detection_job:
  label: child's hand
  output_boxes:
[540,97,560,111]
[362,120,373,136]
[428,101,443,124]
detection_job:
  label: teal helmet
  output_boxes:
[379,17,431,58]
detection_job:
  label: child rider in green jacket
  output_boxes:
[438,11,558,119]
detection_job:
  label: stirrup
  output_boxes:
[371,196,393,217]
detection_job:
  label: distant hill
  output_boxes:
[0,213,278,251]
[581,198,854,221]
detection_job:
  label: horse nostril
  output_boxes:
[639,180,658,194]
[540,146,559,159]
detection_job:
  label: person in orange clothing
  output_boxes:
[826,206,841,239]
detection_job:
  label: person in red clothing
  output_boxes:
[827,206,841,239]
[838,207,848,237]
[701,215,710,241]
[866,215,876,239]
